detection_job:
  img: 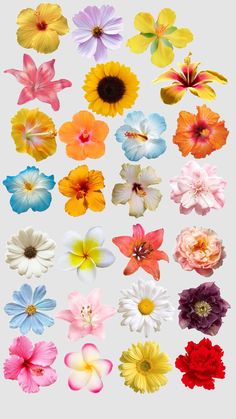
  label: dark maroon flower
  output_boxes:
[178,282,230,335]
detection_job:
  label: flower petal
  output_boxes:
[143,187,162,210]
[157,8,176,27]
[56,309,74,322]
[86,370,104,393]
[151,40,174,68]
[124,257,139,275]
[36,299,56,310]
[112,236,134,257]
[58,253,84,270]
[145,229,164,248]
[86,191,106,212]
[68,370,91,391]
[4,303,25,316]
[32,366,57,387]
[189,85,216,101]
[4,355,24,379]
[120,163,141,183]
[64,352,85,370]
[89,247,115,267]
[127,34,153,53]
[30,341,57,367]
[32,285,46,305]
[93,359,113,376]
[9,336,34,359]
[134,12,155,33]
[84,226,105,252]
[82,343,100,363]
[77,258,97,283]
[139,166,161,186]
[112,183,133,205]
[165,28,193,48]
[17,367,39,393]
[129,192,145,217]
[65,197,87,217]
[160,84,186,104]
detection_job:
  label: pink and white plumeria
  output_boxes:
[56,288,116,341]
[170,161,226,215]
[65,343,113,393]
[4,54,72,111]
[3,336,57,393]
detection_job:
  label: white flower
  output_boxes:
[112,163,162,217]
[118,278,174,337]
[5,227,56,278]
[58,226,115,283]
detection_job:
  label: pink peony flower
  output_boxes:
[3,336,57,393]
[174,227,226,277]
[4,54,72,111]
[56,289,116,341]
[170,161,226,215]
[65,343,113,393]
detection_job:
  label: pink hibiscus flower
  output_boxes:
[112,224,169,280]
[56,289,116,341]
[170,161,226,215]
[3,336,57,393]
[4,54,72,111]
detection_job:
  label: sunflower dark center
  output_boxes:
[24,246,37,259]
[97,76,126,103]
[36,21,47,31]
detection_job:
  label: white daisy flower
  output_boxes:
[5,227,56,278]
[118,278,174,337]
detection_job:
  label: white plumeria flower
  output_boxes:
[112,163,162,217]
[5,227,56,278]
[118,278,174,337]
[58,226,115,283]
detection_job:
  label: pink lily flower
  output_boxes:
[56,289,116,341]
[3,336,57,393]
[4,54,72,111]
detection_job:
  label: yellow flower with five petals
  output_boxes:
[127,8,193,67]
[16,3,69,54]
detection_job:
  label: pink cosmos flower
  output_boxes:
[170,161,226,215]
[174,227,226,277]
[3,336,57,393]
[65,343,112,393]
[56,289,116,341]
[112,224,169,280]
[4,54,72,111]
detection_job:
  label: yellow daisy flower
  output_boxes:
[83,62,139,117]
[16,3,69,54]
[127,8,193,67]
[119,341,172,393]
[11,108,57,161]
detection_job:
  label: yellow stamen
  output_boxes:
[156,24,167,37]
[138,298,155,315]
[24,182,33,191]
[194,301,211,317]
[26,304,37,315]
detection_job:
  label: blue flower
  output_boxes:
[4,284,56,335]
[115,111,167,161]
[3,166,55,214]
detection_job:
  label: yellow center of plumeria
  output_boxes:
[138,298,155,315]
[26,304,37,315]
[194,301,212,317]
[24,182,33,191]
[93,26,103,38]
[139,360,151,373]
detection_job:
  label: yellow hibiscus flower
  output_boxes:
[16,3,69,54]
[11,108,57,161]
[127,8,193,67]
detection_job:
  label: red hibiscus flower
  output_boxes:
[175,338,225,390]
[112,224,168,280]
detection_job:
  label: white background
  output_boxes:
[0,0,235,417]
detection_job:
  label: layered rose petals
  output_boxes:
[175,338,225,390]
[64,343,112,393]
[174,227,226,277]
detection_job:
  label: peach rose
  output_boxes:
[174,227,225,276]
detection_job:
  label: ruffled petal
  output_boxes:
[30,341,57,367]
[112,183,133,204]
[9,336,34,359]
[4,355,24,379]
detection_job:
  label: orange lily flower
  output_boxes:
[58,165,105,217]
[153,53,228,104]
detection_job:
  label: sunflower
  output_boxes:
[119,341,172,393]
[83,62,139,117]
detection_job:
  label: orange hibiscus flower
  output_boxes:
[58,165,105,216]
[173,105,229,158]
[59,111,109,160]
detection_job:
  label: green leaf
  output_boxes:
[141,32,156,38]
[162,38,173,48]
[150,39,158,54]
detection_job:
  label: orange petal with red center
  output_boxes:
[66,142,86,160]
[86,191,105,212]
[68,165,89,183]
[92,121,109,142]
[72,111,95,131]
[87,170,105,190]
[84,141,105,159]
[196,105,220,125]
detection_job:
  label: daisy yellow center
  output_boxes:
[138,298,155,315]
[132,183,146,197]
[194,300,212,317]
[24,182,34,191]
[139,360,151,372]
[26,304,37,315]
[156,24,167,37]
[93,26,103,38]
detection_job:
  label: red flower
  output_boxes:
[175,338,225,390]
[112,224,168,280]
